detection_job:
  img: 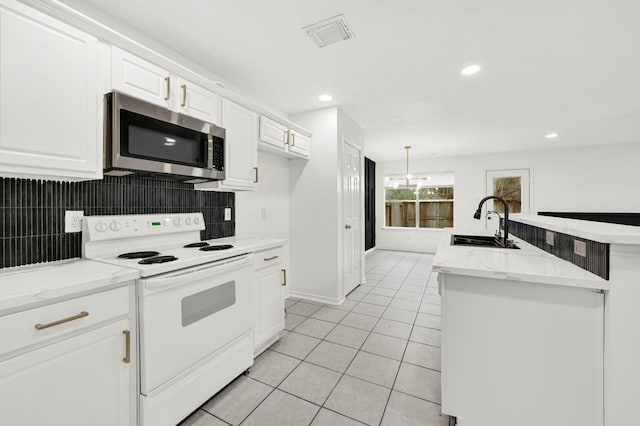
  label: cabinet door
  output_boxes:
[112,46,171,108]
[259,116,289,150]
[0,319,131,426]
[255,267,285,351]
[176,77,221,125]
[289,131,311,159]
[0,2,99,179]
[196,99,257,191]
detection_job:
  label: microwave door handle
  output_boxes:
[207,134,214,169]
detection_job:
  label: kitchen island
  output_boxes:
[433,230,608,426]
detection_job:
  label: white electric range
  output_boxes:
[83,213,255,426]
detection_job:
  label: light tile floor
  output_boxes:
[179,250,449,426]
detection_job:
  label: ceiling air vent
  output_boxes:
[303,14,355,48]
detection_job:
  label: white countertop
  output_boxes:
[432,230,609,290]
[510,214,640,245]
[0,259,140,316]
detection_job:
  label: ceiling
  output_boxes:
[59,0,640,161]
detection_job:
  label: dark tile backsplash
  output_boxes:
[509,220,609,280]
[0,176,234,269]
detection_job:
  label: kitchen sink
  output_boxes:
[451,234,520,249]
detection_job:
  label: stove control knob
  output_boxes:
[109,221,121,232]
[95,221,108,233]
[173,217,181,227]
[194,216,200,225]
[185,217,192,225]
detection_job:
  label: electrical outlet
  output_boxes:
[224,208,232,221]
[574,240,587,257]
[545,230,555,246]
[65,210,84,233]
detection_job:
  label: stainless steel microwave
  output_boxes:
[104,91,225,182]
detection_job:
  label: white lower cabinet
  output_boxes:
[253,245,286,355]
[0,286,134,426]
[0,0,100,180]
[440,273,604,426]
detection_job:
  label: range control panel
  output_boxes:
[84,213,205,241]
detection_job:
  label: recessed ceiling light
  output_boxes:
[461,65,481,76]
[545,133,559,139]
[319,94,333,102]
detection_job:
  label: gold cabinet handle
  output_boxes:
[254,167,259,183]
[284,130,290,145]
[281,268,287,287]
[122,330,131,364]
[164,76,171,100]
[181,84,187,107]
[264,255,279,261]
[291,132,296,147]
[35,311,89,330]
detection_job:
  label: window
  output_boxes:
[384,172,454,229]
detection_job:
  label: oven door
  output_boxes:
[138,254,254,394]
[107,91,225,180]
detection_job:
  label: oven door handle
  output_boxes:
[142,254,251,291]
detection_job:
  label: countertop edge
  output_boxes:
[433,231,609,291]
[510,215,640,245]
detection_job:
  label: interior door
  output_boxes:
[343,141,362,295]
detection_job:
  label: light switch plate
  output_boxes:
[261,208,267,219]
[224,208,232,221]
[65,210,84,233]
[545,230,555,246]
[574,240,587,257]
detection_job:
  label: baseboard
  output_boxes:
[287,290,342,306]
[365,247,376,256]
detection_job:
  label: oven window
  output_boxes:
[121,110,207,168]
[181,281,236,327]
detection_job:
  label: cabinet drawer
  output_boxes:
[254,245,285,271]
[0,286,129,356]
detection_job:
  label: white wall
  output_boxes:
[375,141,640,252]
[289,108,341,303]
[235,151,290,240]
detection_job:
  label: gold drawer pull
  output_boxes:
[35,311,89,330]
[164,76,171,100]
[181,84,187,107]
[254,167,259,183]
[281,268,287,287]
[122,330,131,364]
[264,255,279,261]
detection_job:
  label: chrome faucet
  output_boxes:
[487,210,502,239]
[473,196,510,247]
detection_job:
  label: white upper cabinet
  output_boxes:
[111,47,171,108]
[0,0,100,180]
[176,77,221,124]
[259,116,310,160]
[111,47,220,125]
[196,98,258,191]
[289,130,311,158]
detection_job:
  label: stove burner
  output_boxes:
[184,242,210,248]
[199,244,234,251]
[138,255,179,265]
[117,251,160,259]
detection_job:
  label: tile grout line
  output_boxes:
[377,253,437,425]
[305,251,413,425]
